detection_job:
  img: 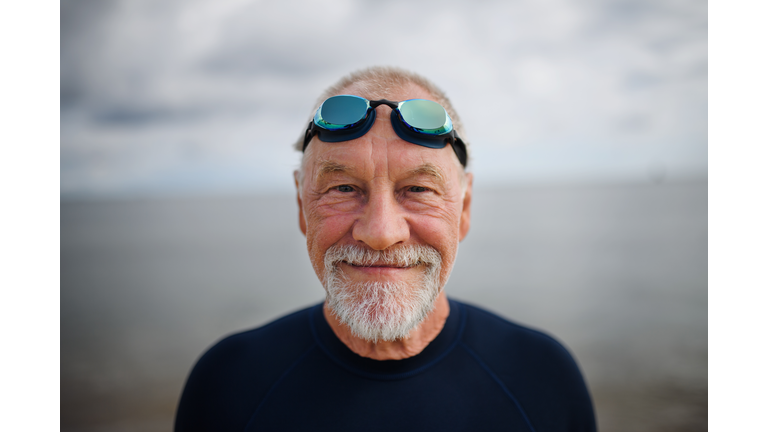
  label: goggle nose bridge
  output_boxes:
[368,99,400,111]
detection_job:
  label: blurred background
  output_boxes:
[60,0,707,431]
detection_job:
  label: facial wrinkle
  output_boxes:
[366,120,391,182]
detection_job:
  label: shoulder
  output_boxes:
[175,304,320,431]
[203,304,317,362]
[457,300,577,365]
[454,300,596,431]
[187,304,319,387]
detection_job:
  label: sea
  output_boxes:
[61,179,707,432]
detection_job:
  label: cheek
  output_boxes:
[306,213,358,255]
[408,202,463,241]
[408,206,463,283]
[408,214,460,261]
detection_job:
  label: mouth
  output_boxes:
[323,244,441,282]
[342,260,422,269]
[338,261,423,277]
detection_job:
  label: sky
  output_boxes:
[60,0,707,198]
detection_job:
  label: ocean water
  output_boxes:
[61,179,707,431]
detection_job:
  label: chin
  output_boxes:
[322,244,443,342]
[326,279,440,342]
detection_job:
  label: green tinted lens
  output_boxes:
[317,95,369,129]
[398,99,452,135]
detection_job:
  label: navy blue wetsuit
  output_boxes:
[175,299,596,432]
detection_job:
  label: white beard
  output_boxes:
[323,244,443,343]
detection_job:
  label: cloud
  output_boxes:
[60,0,707,198]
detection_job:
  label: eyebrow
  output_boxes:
[316,160,354,178]
[406,163,445,183]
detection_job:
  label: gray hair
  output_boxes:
[294,66,471,166]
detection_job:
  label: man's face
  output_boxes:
[296,82,472,340]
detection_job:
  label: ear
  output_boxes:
[459,172,473,241]
[294,170,307,236]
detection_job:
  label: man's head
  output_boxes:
[294,67,473,342]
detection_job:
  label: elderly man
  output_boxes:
[175,67,596,431]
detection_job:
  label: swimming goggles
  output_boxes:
[302,95,468,167]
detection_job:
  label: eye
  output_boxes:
[336,185,355,193]
[408,186,430,193]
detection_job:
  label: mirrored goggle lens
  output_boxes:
[398,99,452,135]
[317,95,369,129]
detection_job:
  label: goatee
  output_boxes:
[323,244,442,343]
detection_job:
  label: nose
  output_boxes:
[352,190,410,250]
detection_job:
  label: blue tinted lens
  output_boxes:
[317,95,369,130]
[398,99,452,135]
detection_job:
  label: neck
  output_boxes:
[323,291,450,360]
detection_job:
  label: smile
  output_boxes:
[339,261,421,276]
[342,261,420,269]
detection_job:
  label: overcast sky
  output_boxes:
[60,0,707,198]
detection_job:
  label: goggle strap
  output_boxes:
[302,121,314,151]
[450,137,468,167]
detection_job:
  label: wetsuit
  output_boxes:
[175,299,596,432]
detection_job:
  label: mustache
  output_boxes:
[324,244,441,270]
